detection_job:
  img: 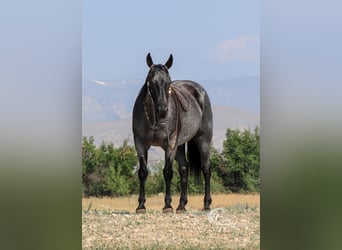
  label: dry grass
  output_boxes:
[82,193,260,213]
[82,194,260,249]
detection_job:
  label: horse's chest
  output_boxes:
[146,129,168,147]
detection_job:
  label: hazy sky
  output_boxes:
[83,0,259,81]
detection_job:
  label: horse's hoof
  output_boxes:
[162,207,173,213]
[136,208,146,214]
[176,208,186,214]
[203,206,211,212]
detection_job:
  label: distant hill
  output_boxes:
[82,79,141,123]
[82,77,259,123]
[82,77,260,161]
[202,77,260,114]
[82,106,259,161]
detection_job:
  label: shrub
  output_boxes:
[82,125,260,197]
[211,126,260,192]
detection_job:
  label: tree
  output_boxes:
[82,137,138,197]
[82,136,98,196]
[102,140,138,196]
[210,126,260,193]
[82,126,260,197]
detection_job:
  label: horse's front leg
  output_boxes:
[135,138,148,213]
[162,148,176,213]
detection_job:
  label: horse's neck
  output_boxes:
[143,87,156,127]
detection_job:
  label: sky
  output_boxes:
[83,0,259,81]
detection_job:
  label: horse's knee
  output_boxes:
[163,166,173,179]
[179,165,188,176]
[202,163,211,174]
[139,167,148,180]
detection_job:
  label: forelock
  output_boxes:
[148,65,171,83]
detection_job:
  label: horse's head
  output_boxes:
[145,53,173,119]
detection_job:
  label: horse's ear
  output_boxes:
[146,53,153,68]
[165,54,173,69]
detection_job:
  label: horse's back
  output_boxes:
[171,80,213,144]
[170,80,211,113]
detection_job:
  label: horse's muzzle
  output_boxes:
[156,106,168,118]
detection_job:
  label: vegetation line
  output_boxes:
[82,126,259,197]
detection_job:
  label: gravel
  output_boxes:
[82,205,259,249]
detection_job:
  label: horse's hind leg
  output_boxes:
[175,145,189,213]
[197,138,212,211]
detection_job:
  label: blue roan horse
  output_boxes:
[132,53,213,213]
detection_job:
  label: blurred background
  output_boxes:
[1,0,342,249]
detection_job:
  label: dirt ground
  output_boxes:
[82,194,260,249]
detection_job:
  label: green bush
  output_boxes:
[82,126,260,197]
[211,126,260,193]
[82,137,138,197]
[103,165,129,196]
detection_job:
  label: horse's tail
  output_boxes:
[187,139,201,183]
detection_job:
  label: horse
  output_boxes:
[132,53,213,213]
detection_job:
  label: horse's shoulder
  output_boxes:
[170,81,206,111]
[170,81,191,112]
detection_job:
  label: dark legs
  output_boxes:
[199,141,212,210]
[137,153,148,213]
[175,145,189,213]
[202,163,212,210]
[135,137,211,213]
[135,138,148,213]
[135,135,177,214]
[189,137,212,211]
[162,148,176,213]
[163,139,212,213]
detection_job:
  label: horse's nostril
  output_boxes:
[156,106,168,118]
[157,106,167,113]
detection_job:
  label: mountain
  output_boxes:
[202,77,260,114]
[211,106,259,149]
[82,77,260,160]
[82,77,259,122]
[82,106,259,161]
[82,79,142,123]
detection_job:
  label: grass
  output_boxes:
[82,194,260,249]
[82,193,260,212]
